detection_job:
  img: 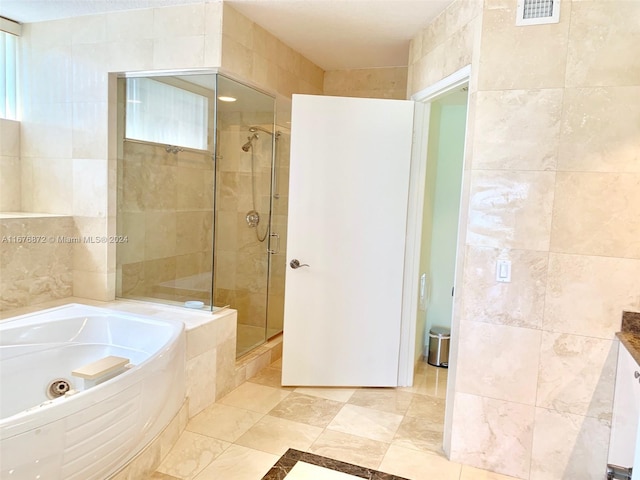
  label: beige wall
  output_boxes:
[118,141,214,303]
[0,119,21,211]
[17,3,224,302]
[221,4,324,97]
[9,2,323,306]
[0,215,74,310]
[408,0,640,478]
[323,67,408,99]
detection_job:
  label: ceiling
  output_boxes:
[0,0,453,70]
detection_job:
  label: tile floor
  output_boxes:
[151,360,517,480]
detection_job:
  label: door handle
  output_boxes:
[290,259,310,269]
[268,232,280,254]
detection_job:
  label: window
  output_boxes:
[0,30,18,120]
[125,77,209,151]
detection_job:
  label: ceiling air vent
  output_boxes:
[516,0,560,26]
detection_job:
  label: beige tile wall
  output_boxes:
[408,0,640,478]
[221,4,324,97]
[0,216,74,310]
[17,3,224,302]
[13,2,323,307]
[214,120,271,332]
[0,119,21,211]
[117,141,214,303]
[323,68,408,99]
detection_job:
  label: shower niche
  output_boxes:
[116,73,288,357]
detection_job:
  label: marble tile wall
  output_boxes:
[0,216,74,310]
[17,3,224,302]
[214,121,271,335]
[221,4,324,97]
[117,141,214,304]
[0,119,21,211]
[408,0,640,478]
[323,68,408,100]
[15,2,321,304]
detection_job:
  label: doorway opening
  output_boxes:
[399,65,472,457]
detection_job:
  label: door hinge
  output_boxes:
[607,464,632,480]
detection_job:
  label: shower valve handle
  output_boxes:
[290,259,310,269]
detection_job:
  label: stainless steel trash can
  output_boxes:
[427,327,450,368]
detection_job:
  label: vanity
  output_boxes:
[608,312,640,480]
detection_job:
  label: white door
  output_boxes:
[281,94,415,386]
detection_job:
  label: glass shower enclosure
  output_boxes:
[116,73,285,357]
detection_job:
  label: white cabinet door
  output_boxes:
[609,343,640,473]
[281,94,414,387]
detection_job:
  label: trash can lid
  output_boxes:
[429,326,451,338]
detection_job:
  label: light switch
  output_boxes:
[496,260,512,283]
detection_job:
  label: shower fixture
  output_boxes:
[165,145,184,154]
[241,133,259,152]
[249,126,274,136]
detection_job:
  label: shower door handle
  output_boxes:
[268,232,280,254]
[290,259,309,269]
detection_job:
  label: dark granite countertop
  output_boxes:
[618,311,640,366]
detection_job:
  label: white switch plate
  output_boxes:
[496,260,512,283]
[419,273,427,309]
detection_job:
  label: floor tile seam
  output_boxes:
[185,410,268,442]
[388,436,445,456]
[191,443,276,479]
[387,442,450,460]
[305,430,392,473]
[307,423,393,456]
[347,392,415,415]
[246,377,296,391]
[401,410,446,423]
[345,402,411,417]
[218,394,292,415]
[338,402,407,425]
[290,389,353,403]
[324,422,398,446]
[231,434,297,459]
[260,411,332,431]
[374,436,394,471]
[397,387,430,396]
[157,436,234,480]
[393,416,444,434]
[224,380,294,397]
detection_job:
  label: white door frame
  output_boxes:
[397,66,471,423]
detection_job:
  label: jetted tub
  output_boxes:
[0,303,186,480]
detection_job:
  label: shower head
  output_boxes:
[241,133,259,152]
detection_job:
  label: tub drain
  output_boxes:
[47,379,72,399]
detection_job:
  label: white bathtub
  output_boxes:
[0,303,186,480]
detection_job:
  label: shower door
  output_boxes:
[214,75,277,357]
[282,94,415,387]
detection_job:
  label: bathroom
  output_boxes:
[1,0,640,479]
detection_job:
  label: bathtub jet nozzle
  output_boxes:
[47,378,73,399]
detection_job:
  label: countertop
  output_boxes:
[618,311,640,366]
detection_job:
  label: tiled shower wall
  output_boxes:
[117,141,214,303]
[408,0,640,478]
[215,119,272,330]
[11,2,323,304]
